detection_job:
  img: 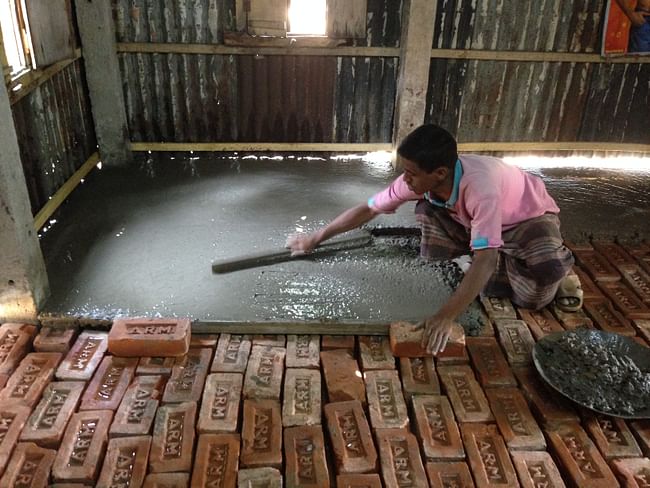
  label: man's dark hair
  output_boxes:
[397,124,458,173]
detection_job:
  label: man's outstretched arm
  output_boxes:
[615,0,647,26]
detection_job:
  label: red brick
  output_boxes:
[191,434,240,488]
[137,356,176,376]
[376,428,428,488]
[485,387,546,451]
[358,335,395,370]
[546,422,619,488]
[593,241,638,267]
[412,395,464,461]
[0,405,31,477]
[150,401,196,473]
[284,425,330,487]
[574,249,621,282]
[56,330,108,380]
[574,266,605,299]
[389,321,465,358]
[438,365,493,423]
[190,333,219,348]
[584,414,642,459]
[425,461,474,488]
[618,264,650,304]
[324,400,377,474]
[480,296,517,321]
[241,399,282,469]
[286,335,320,369]
[584,298,637,335]
[0,352,62,408]
[510,450,566,488]
[551,305,595,330]
[96,435,151,487]
[242,345,285,400]
[320,349,366,406]
[630,420,650,456]
[477,316,496,337]
[436,342,469,365]
[110,375,165,437]
[518,308,564,340]
[611,458,650,488]
[19,381,85,448]
[238,468,282,488]
[0,323,36,376]
[634,319,650,343]
[162,347,212,403]
[144,472,190,487]
[0,442,56,487]
[80,356,138,411]
[466,337,517,388]
[282,368,321,427]
[52,410,113,484]
[252,334,286,347]
[494,319,535,366]
[198,372,243,434]
[364,369,409,430]
[399,357,440,401]
[211,334,252,373]
[33,326,77,353]
[336,473,382,488]
[109,317,191,357]
[565,240,593,252]
[321,335,355,352]
[600,281,650,319]
[461,423,519,487]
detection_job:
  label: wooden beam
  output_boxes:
[457,142,650,153]
[33,152,100,231]
[430,49,650,64]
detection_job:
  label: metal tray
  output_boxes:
[532,329,650,419]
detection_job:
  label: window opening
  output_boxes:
[1,0,34,78]
[288,0,326,36]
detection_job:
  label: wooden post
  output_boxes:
[392,0,437,168]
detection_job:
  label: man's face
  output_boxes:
[401,157,449,194]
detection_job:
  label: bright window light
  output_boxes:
[0,0,31,76]
[288,0,326,36]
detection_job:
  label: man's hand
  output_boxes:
[420,314,457,355]
[285,232,321,256]
[630,11,648,27]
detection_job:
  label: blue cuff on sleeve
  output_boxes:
[471,237,489,249]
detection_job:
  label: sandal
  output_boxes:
[555,273,584,312]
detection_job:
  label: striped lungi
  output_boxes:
[415,200,575,310]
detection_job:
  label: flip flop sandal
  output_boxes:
[555,274,584,312]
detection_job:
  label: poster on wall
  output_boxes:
[602,0,650,55]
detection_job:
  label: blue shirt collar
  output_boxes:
[424,159,463,209]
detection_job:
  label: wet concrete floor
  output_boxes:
[39,154,650,323]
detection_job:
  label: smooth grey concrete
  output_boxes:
[38,154,650,325]
[74,0,130,166]
[0,80,49,321]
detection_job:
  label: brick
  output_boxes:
[108,317,191,357]
[52,410,113,484]
[635,319,650,343]
[324,400,377,474]
[137,356,176,376]
[162,347,212,403]
[358,335,395,370]
[286,335,320,369]
[242,345,285,400]
[96,435,151,488]
[600,281,650,319]
[584,414,641,459]
[466,337,517,388]
[241,399,282,469]
[619,264,650,304]
[33,326,77,353]
[593,241,638,267]
[320,350,366,406]
[574,249,621,282]
[79,356,138,411]
[584,298,637,335]
[480,296,517,321]
[211,334,252,373]
[56,330,108,380]
[238,468,282,488]
[376,428,428,488]
[19,381,85,448]
[284,426,329,487]
[513,367,579,425]
[476,315,496,337]
[412,395,464,461]
[191,434,240,488]
[149,401,196,473]
[0,352,62,408]
[0,323,36,376]
[494,319,535,366]
[321,335,355,352]
[252,334,286,347]
[438,365,494,423]
[0,405,31,477]
[399,357,440,401]
[565,240,593,252]
[518,308,564,340]
[425,462,474,488]
[574,266,605,299]
[631,420,650,456]
[190,333,219,348]
[0,442,56,487]
[611,458,650,488]
[510,450,566,488]
[435,342,469,365]
[110,375,165,437]
[389,321,465,358]
[336,473,382,488]
[551,305,594,330]
[364,370,409,430]
[546,422,619,488]
[461,423,519,487]
[282,368,321,427]
[144,473,190,487]
[198,373,243,434]
[485,387,546,451]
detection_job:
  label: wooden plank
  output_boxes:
[24,0,75,67]
[247,0,287,36]
[326,0,367,38]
